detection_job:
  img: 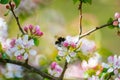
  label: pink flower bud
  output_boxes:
[29,25,34,33]
[24,26,28,33]
[35,26,40,32]
[113,21,119,26]
[17,55,23,60]
[115,12,120,19]
[36,31,43,36]
[70,42,76,48]
[51,62,57,69]
[39,32,43,36]
[63,41,69,47]
[10,39,16,48]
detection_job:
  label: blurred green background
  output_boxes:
[0,0,120,79]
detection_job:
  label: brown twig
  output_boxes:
[79,19,117,39]
[9,2,25,34]
[0,58,58,80]
[59,61,68,80]
[78,1,83,36]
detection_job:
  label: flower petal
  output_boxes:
[29,49,37,56]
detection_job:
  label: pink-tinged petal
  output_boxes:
[115,12,120,19]
[51,62,57,69]
[10,39,16,48]
[55,65,63,73]
[108,56,114,63]
[70,52,76,57]
[58,51,65,56]
[114,69,118,74]
[113,21,119,26]
[17,55,23,60]
[35,26,40,32]
[23,26,28,33]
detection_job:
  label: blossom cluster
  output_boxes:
[0,18,24,79]
[6,35,37,60]
[48,62,63,77]
[88,55,120,80]
[113,12,120,27]
[24,25,43,37]
[1,63,23,78]
[55,36,96,63]
[102,55,120,79]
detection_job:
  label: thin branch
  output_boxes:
[79,19,117,39]
[9,2,25,35]
[78,1,83,36]
[59,61,68,80]
[0,58,58,80]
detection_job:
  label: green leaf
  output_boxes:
[73,0,79,4]
[56,56,61,61]
[107,18,115,29]
[33,38,39,46]
[13,0,21,7]
[4,10,10,16]
[0,0,9,4]
[2,53,8,59]
[77,51,89,61]
[44,78,50,80]
[80,0,92,4]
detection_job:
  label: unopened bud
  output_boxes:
[11,3,15,9]
[6,5,10,9]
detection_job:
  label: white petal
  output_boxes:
[28,39,34,46]
[23,35,28,42]
[5,72,14,78]
[14,51,21,56]
[66,55,71,63]
[29,49,37,56]
[69,52,76,57]
[102,63,109,68]
[58,51,65,56]
[107,67,114,73]
[119,23,120,28]
[14,72,23,78]
[23,53,28,60]
[118,18,120,22]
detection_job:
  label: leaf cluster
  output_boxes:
[73,0,92,4]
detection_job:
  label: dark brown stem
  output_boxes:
[0,58,58,80]
[106,73,112,80]
[9,2,25,35]
[59,61,68,80]
[79,19,117,39]
[78,1,83,36]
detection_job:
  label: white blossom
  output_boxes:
[6,35,37,60]
[80,38,96,54]
[88,75,100,80]
[102,55,120,74]
[48,62,63,77]
[1,63,23,78]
